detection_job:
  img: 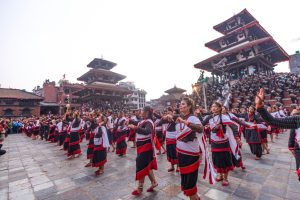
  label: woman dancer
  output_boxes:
[114,111,128,156]
[176,97,203,200]
[153,112,166,155]
[244,106,266,160]
[128,106,158,196]
[202,102,240,186]
[221,106,246,170]
[67,111,82,159]
[161,107,178,172]
[92,115,110,175]
[85,117,96,167]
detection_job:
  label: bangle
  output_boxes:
[186,121,191,126]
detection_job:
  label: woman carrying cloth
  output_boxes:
[202,102,241,187]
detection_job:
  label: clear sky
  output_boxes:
[0,0,300,100]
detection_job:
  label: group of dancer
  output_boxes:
[3,88,300,200]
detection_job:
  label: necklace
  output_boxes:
[179,122,185,131]
[212,114,220,126]
[180,114,191,131]
[248,113,254,122]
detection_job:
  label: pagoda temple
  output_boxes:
[160,86,186,108]
[74,58,131,109]
[194,9,289,81]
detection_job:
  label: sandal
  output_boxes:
[132,186,143,196]
[75,153,82,158]
[146,182,158,192]
[167,168,175,172]
[222,179,229,186]
[215,176,223,182]
[85,163,92,167]
[95,170,100,176]
[131,189,142,196]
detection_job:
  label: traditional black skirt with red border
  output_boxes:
[211,140,234,173]
[232,152,243,168]
[79,129,85,142]
[68,131,81,156]
[48,131,54,142]
[116,132,127,155]
[178,152,200,197]
[244,128,263,157]
[87,133,94,159]
[244,128,262,144]
[63,134,70,151]
[107,129,113,145]
[135,139,157,180]
[92,145,107,167]
[166,142,178,165]
[112,130,117,144]
[39,127,44,139]
[295,149,300,175]
[128,129,136,142]
[260,130,268,143]
[59,131,67,146]
[249,143,262,158]
[44,128,49,141]
[156,130,165,145]
[26,127,32,137]
[53,130,59,143]
[85,130,91,140]
[33,127,39,136]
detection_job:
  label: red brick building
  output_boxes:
[0,88,43,117]
[33,79,84,115]
[57,81,84,113]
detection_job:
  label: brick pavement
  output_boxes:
[0,132,299,200]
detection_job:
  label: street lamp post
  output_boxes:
[202,82,208,111]
[66,94,71,112]
[193,70,208,111]
[192,82,207,111]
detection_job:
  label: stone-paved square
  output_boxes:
[0,133,299,200]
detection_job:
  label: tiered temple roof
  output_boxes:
[77,68,126,84]
[213,9,256,34]
[74,58,130,102]
[194,9,289,74]
[165,86,186,94]
[87,58,117,70]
